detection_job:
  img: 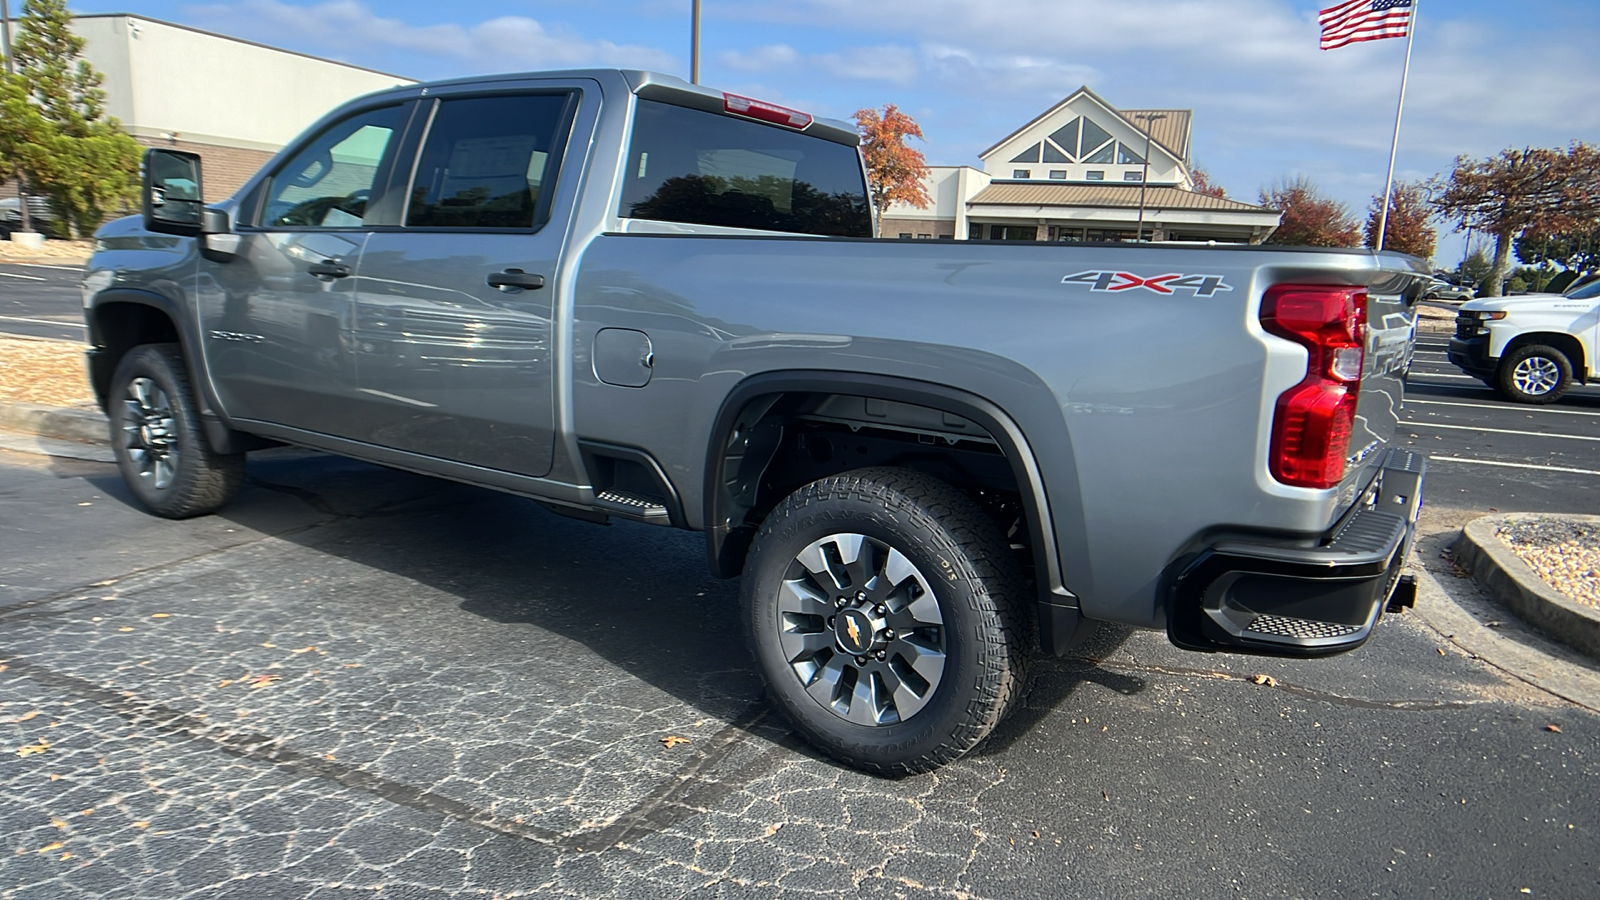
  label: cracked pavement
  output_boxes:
[2,449,1596,898]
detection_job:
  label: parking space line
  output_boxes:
[1429,456,1600,477]
[1406,399,1600,418]
[0,271,47,281]
[2,263,83,271]
[0,314,86,328]
[1407,373,1477,380]
[1405,421,1600,441]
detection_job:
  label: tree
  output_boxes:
[0,0,142,237]
[854,104,930,220]
[1259,176,1361,247]
[1431,143,1600,297]
[1190,166,1228,199]
[1515,225,1600,274]
[1364,180,1436,260]
[1456,244,1493,291]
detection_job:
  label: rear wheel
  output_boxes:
[1495,344,1572,404]
[109,343,245,518]
[742,468,1028,775]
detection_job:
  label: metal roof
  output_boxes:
[969,182,1276,214]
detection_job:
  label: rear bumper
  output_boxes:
[1167,449,1426,657]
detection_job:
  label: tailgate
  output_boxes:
[1345,271,1425,493]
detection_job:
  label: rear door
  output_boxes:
[348,83,591,477]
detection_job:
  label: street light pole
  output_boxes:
[690,0,701,84]
[1134,112,1165,243]
[1,0,32,236]
[1,0,14,75]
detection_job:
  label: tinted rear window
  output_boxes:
[619,99,870,237]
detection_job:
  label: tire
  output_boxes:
[1495,344,1572,404]
[108,343,245,518]
[742,467,1029,775]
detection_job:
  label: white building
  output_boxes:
[7,13,415,202]
[880,87,1280,244]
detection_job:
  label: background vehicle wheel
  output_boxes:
[109,343,245,518]
[742,467,1029,775]
[1495,344,1572,404]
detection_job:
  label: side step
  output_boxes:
[594,489,671,524]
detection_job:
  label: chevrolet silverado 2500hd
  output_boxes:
[83,69,1428,774]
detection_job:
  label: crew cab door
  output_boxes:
[197,102,414,436]
[347,86,588,477]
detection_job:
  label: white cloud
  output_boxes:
[183,0,679,72]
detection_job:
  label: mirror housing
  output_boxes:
[142,148,207,236]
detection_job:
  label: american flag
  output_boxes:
[1319,0,1413,50]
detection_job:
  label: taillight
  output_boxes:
[722,93,813,130]
[1261,285,1367,489]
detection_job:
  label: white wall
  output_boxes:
[73,15,414,152]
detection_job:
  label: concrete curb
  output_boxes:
[0,400,108,446]
[1455,514,1600,663]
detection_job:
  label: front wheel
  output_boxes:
[108,343,245,518]
[1495,344,1572,404]
[742,468,1029,775]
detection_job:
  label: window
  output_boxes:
[1013,169,1032,179]
[1010,143,1042,163]
[407,93,573,229]
[988,225,1037,241]
[1085,171,1105,181]
[917,233,932,239]
[620,99,870,237]
[262,105,405,228]
[898,232,913,239]
[1124,171,1144,182]
[1049,170,1067,180]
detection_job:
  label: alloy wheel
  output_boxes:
[121,376,180,490]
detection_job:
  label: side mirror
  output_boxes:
[143,148,206,236]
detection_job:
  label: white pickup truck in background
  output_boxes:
[1448,277,1600,403]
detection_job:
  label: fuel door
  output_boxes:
[593,327,654,388]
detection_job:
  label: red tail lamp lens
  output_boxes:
[1262,286,1368,489]
[722,93,813,130]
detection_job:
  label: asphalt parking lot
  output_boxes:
[2,280,1597,898]
[0,262,87,342]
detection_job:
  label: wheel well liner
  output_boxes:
[85,290,192,412]
[702,371,1071,608]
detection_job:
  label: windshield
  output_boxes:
[1565,278,1600,300]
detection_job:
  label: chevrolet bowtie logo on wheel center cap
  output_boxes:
[835,608,874,654]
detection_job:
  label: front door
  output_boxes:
[349,89,584,477]
[198,103,410,437]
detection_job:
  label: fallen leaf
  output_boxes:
[1250,674,1277,687]
[290,646,316,654]
[1437,648,1446,655]
[79,808,93,816]
[261,643,276,649]
[342,664,362,669]
[150,613,171,619]
[59,853,72,860]
[1031,830,1040,838]
[14,711,40,724]
[247,674,281,689]
[132,821,149,829]
[218,680,233,688]
[1546,724,1563,733]
[17,741,51,758]
[659,735,691,749]
[51,819,67,829]
[118,627,134,633]
[36,842,64,854]
[1102,790,1110,801]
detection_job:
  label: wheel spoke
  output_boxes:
[879,663,926,722]
[803,654,850,707]
[897,635,946,686]
[796,533,864,593]
[779,626,833,663]
[841,667,882,726]
[153,454,176,490]
[776,577,833,618]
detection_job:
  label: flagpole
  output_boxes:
[1375,0,1419,251]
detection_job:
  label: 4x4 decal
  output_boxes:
[1061,271,1233,297]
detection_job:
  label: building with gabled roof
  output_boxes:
[880,87,1280,244]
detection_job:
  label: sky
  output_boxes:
[50,0,1600,266]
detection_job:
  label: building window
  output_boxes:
[897,232,913,239]
[917,233,932,239]
[968,222,983,240]
[938,234,954,240]
[989,225,1036,241]
[1048,226,1085,242]
[1124,171,1143,182]
[1085,171,1105,181]
[1048,170,1067,180]
[1012,169,1032,179]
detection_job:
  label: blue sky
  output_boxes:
[57,1,1600,265]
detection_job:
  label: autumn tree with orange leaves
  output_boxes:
[1260,176,1361,248]
[1190,166,1228,199]
[854,104,930,221]
[1432,144,1600,296]
[1364,181,1436,260]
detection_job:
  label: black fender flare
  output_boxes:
[701,370,1088,637]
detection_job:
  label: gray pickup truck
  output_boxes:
[83,68,1428,774]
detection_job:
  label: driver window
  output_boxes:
[262,105,405,228]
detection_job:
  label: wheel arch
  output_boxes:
[1502,332,1587,380]
[702,370,1082,633]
